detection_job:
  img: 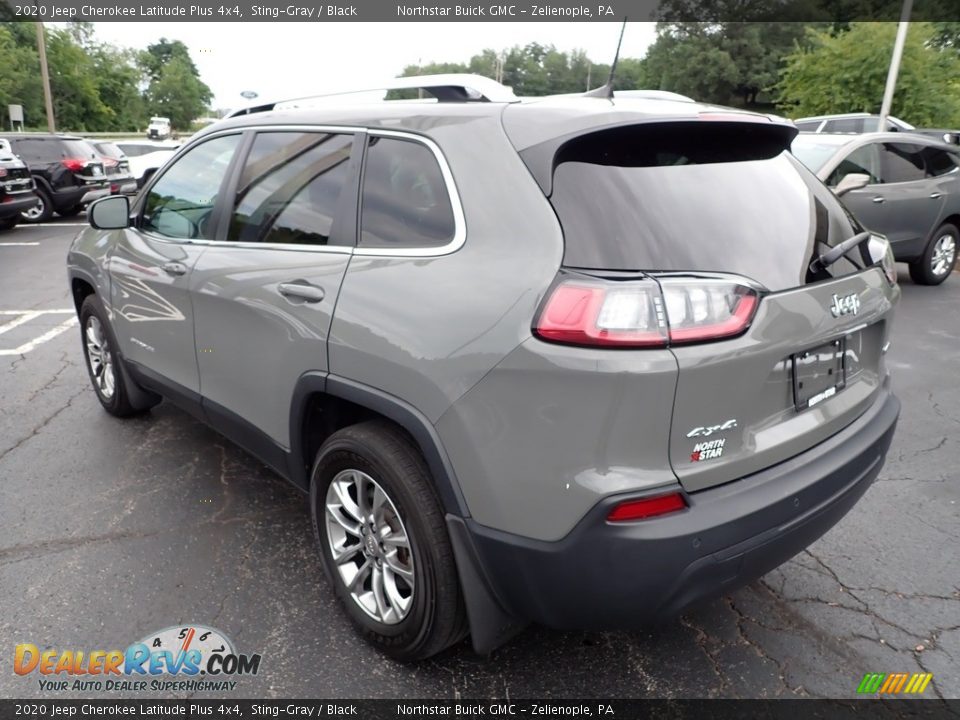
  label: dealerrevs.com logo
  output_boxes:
[14,625,261,693]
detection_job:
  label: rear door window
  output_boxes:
[879,143,926,183]
[921,147,957,177]
[823,118,865,133]
[228,132,354,246]
[545,123,863,291]
[359,136,456,249]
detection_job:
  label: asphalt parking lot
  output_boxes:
[0,217,957,700]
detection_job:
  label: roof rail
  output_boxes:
[225,74,518,118]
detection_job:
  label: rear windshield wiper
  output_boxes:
[809,231,872,274]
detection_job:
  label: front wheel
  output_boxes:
[909,223,957,286]
[79,296,156,417]
[310,421,467,661]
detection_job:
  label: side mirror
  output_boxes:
[88,195,130,230]
[834,173,871,197]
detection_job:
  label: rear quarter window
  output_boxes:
[359,136,456,249]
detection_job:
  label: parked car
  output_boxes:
[90,141,138,196]
[0,139,39,232]
[794,112,960,145]
[146,117,171,140]
[111,140,180,188]
[0,133,110,223]
[68,75,901,661]
[792,132,959,285]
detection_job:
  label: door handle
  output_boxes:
[278,281,325,303]
[161,261,188,276]
[871,196,885,204]
[930,192,943,199]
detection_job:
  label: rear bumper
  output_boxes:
[0,192,39,218]
[460,388,899,630]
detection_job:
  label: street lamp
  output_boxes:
[877,0,913,132]
[33,12,56,133]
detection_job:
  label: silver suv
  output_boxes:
[67,76,901,661]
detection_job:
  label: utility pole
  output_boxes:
[877,0,913,132]
[35,21,56,133]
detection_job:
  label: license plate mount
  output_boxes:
[793,338,846,411]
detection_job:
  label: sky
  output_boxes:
[81,22,657,110]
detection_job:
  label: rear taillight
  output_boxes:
[534,276,759,348]
[61,158,86,172]
[608,492,686,522]
[101,157,118,168]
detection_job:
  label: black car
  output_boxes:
[90,141,138,196]
[0,139,38,232]
[0,134,111,223]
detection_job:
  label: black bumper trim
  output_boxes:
[463,390,899,631]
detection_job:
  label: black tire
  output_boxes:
[310,420,467,661]
[909,222,958,286]
[56,204,84,217]
[0,216,18,232]
[79,295,158,417]
[21,187,53,223]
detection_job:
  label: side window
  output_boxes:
[794,120,822,132]
[921,147,957,177]
[359,136,456,249]
[12,139,59,163]
[824,118,864,133]
[828,144,880,186]
[229,132,353,246]
[878,143,925,183]
[142,135,240,240]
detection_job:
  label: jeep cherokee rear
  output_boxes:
[67,77,899,661]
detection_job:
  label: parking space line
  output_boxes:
[0,312,42,336]
[0,316,78,356]
[20,223,89,228]
[0,242,41,246]
[0,309,74,315]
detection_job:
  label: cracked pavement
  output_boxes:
[0,219,957,699]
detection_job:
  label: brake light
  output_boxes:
[608,492,686,522]
[101,157,118,168]
[534,276,759,348]
[61,158,86,172]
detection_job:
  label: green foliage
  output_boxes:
[640,22,816,106]
[402,43,641,97]
[776,22,960,126]
[0,23,209,132]
[146,55,212,130]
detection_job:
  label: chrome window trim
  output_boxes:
[140,124,466,258]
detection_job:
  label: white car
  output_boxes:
[111,141,181,188]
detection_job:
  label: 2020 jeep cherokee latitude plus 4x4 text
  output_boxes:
[67,77,900,661]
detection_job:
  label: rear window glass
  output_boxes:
[548,124,861,291]
[94,142,124,159]
[61,140,98,159]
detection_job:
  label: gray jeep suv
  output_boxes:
[67,76,901,661]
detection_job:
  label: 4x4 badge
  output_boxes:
[830,292,860,317]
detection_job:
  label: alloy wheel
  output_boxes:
[22,197,44,221]
[85,316,116,400]
[324,469,415,625]
[931,233,957,277]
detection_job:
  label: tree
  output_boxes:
[146,55,212,130]
[776,22,960,126]
[639,22,813,106]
